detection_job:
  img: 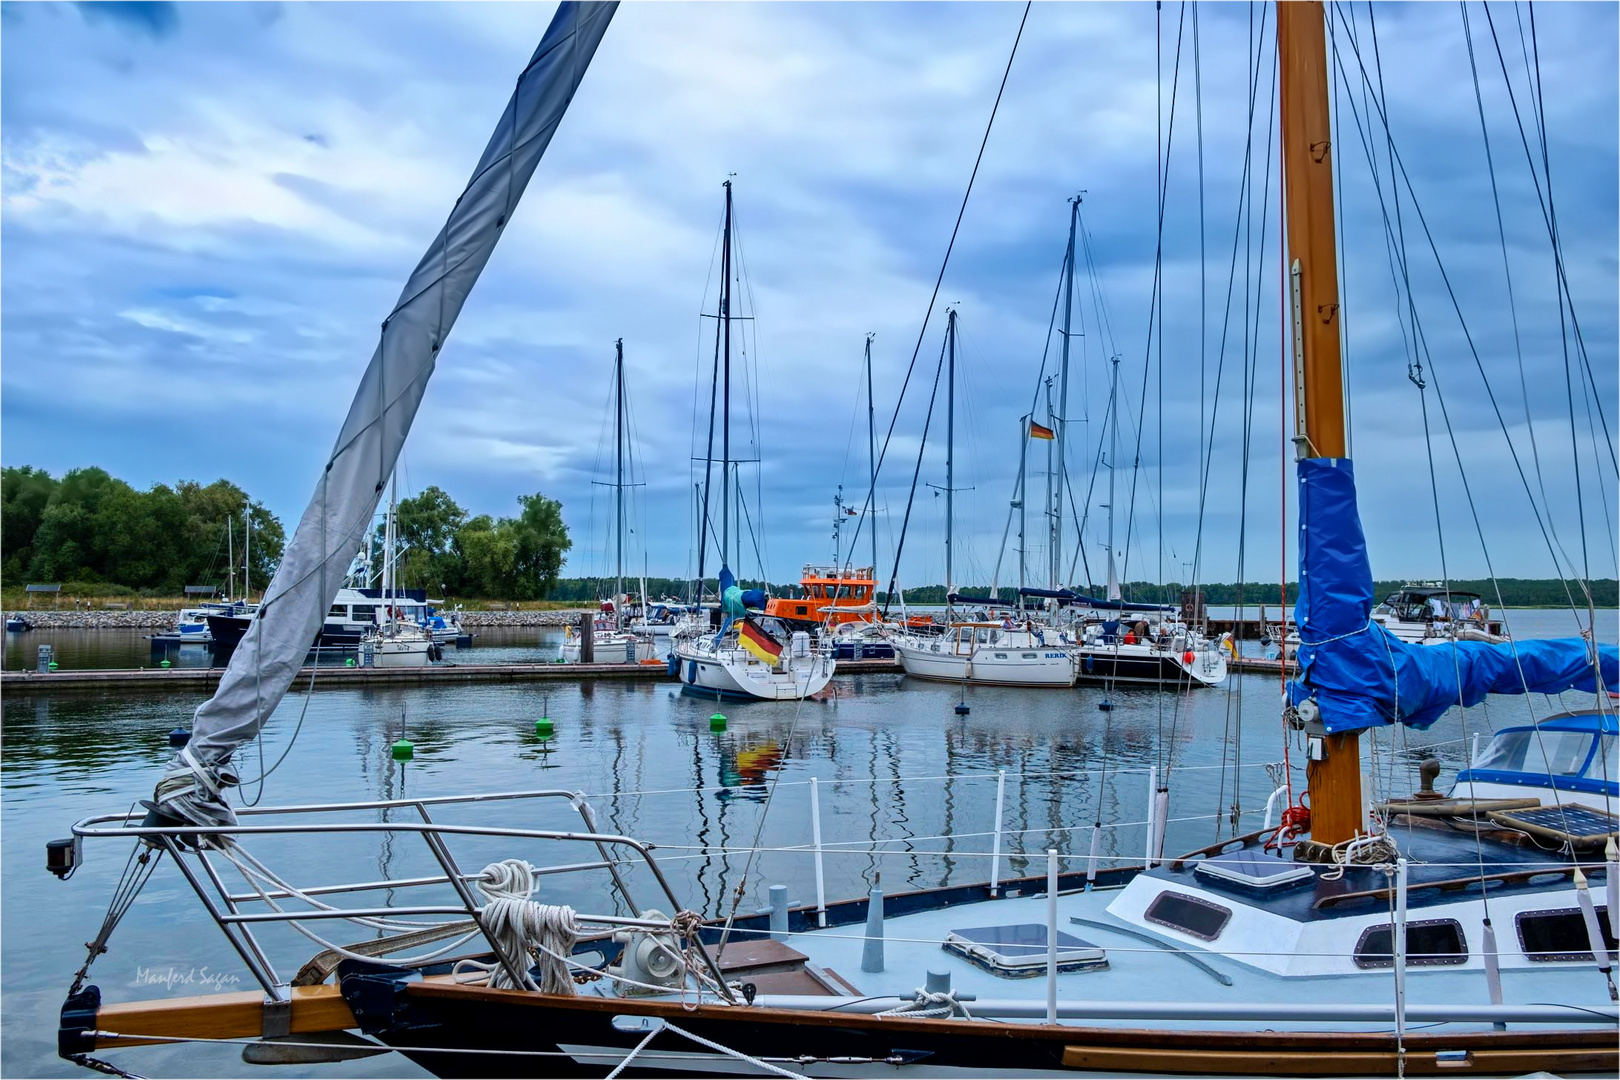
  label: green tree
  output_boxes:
[2,465,60,580]
[388,486,468,593]
[512,493,570,599]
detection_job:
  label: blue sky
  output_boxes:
[3,1,1616,591]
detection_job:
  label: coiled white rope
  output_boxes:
[471,859,579,993]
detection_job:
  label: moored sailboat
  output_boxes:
[672,179,834,701]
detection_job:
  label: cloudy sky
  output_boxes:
[3,0,1615,592]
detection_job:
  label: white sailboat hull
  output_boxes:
[889,632,1077,687]
[370,637,432,668]
[1072,641,1227,687]
[673,641,834,701]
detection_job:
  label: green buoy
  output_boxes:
[159,659,171,669]
[391,739,415,761]
[48,661,58,670]
[709,712,728,732]
[535,717,554,738]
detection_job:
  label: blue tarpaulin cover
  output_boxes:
[1286,458,1618,733]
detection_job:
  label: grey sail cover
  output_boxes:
[158,1,617,826]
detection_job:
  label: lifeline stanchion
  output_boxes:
[1045,848,1059,1024]
[989,769,1006,897]
[810,778,827,927]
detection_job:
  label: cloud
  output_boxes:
[3,1,1616,590]
[73,1,179,40]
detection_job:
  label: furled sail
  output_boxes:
[156,1,618,827]
[1287,457,1618,732]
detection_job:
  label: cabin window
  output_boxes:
[1353,918,1467,968]
[1143,891,1231,941]
[328,606,347,618]
[1473,729,1595,777]
[1516,906,1617,962]
[795,605,808,616]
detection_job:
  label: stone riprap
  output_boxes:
[6,609,177,629]
[7,608,592,629]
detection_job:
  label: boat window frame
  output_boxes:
[1352,917,1468,969]
[1515,905,1617,963]
[1142,890,1232,942]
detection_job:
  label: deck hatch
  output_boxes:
[1353,918,1467,968]
[1515,905,1617,962]
[1193,849,1315,892]
[942,924,1107,977]
[1143,891,1232,941]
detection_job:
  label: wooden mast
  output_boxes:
[1279,0,1360,846]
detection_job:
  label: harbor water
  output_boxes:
[2,610,1614,1077]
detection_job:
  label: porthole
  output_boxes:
[1516,906,1616,963]
[1353,918,1467,968]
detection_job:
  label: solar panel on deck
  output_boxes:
[1489,804,1619,845]
[943,924,1107,977]
[1194,848,1315,890]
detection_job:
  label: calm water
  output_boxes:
[2,610,1614,1078]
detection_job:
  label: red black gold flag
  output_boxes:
[739,620,784,664]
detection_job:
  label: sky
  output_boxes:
[3,0,1616,593]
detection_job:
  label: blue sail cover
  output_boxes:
[1287,458,1618,732]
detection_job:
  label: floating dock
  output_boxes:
[2,656,1292,694]
[1,658,904,694]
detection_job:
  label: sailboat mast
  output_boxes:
[866,333,877,576]
[227,516,234,601]
[1055,196,1078,591]
[1018,415,1029,598]
[1044,377,1056,590]
[945,308,956,601]
[614,337,625,616]
[1279,0,1358,845]
[244,506,252,603]
[720,180,734,573]
[1106,355,1119,600]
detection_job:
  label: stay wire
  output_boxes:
[849,1,1031,606]
[1328,9,1585,618]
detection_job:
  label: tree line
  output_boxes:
[877,579,1619,608]
[2,466,284,595]
[387,486,571,600]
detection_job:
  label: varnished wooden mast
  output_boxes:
[1279,0,1361,846]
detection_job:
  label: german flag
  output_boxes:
[738,620,784,664]
[1029,420,1056,440]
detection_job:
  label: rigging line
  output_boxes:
[1327,19,1584,615]
[1458,1,1553,521]
[1216,0,1272,832]
[1120,0,1186,603]
[1189,0,1270,593]
[1478,4,1617,473]
[1527,3,1595,623]
[850,1,1032,586]
[882,333,952,615]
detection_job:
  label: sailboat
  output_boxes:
[49,4,1619,1077]
[672,180,835,700]
[886,308,1080,687]
[360,481,435,668]
[560,339,650,665]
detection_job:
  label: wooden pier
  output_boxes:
[1,658,905,694]
[2,656,1293,694]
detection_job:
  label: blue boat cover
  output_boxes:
[1287,458,1618,732]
